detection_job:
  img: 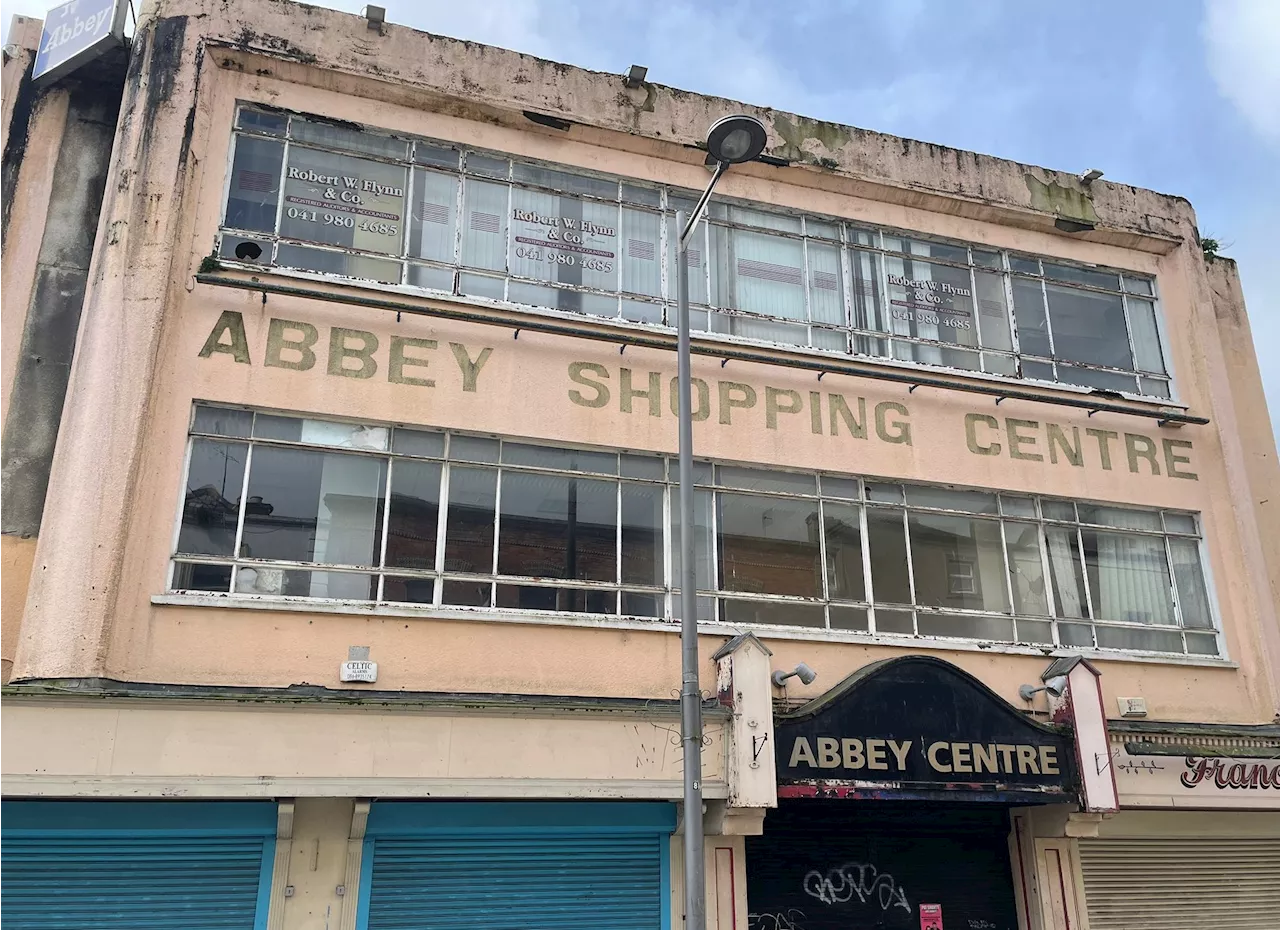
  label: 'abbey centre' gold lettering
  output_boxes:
[788,736,1059,777]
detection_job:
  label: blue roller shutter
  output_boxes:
[360,801,674,930]
[1,801,276,930]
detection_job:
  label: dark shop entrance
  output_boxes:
[747,655,1080,930]
[746,801,1019,930]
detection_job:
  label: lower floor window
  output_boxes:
[172,404,1221,658]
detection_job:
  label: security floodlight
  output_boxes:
[705,114,768,165]
[772,662,818,687]
[624,64,648,88]
[1079,168,1104,183]
[1018,675,1069,702]
[364,5,386,29]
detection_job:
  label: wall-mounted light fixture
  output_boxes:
[364,5,386,31]
[1018,675,1068,702]
[624,64,648,88]
[772,663,818,687]
[1078,168,1104,184]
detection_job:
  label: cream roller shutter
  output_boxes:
[1079,837,1280,930]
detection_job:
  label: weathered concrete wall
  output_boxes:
[10,0,1278,734]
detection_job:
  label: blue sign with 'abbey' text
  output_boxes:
[32,0,126,84]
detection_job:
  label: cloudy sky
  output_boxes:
[6,0,1278,433]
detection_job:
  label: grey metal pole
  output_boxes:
[674,209,705,930]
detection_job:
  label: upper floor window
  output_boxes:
[173,405,1220,660]
[219,106,1172,401]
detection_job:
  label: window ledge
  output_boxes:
[151,593,1238,670]
[194,268,1203,425]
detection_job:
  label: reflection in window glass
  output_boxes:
[622,483,663,586]
[178,440,247,556]
[717,493,821,598]
[1169,539,1212,629]
[1083,530,1175,625]
[908,514,1009,613]
[1045,284,1132,369]
[386,460,441,570]
[867,508,911,604]
[1005,521,1049,616]
[498,472,616,582]
[823,502,865,602]
[225,136,283,233]
[444,466,496,574]
[1046,527,1088,618]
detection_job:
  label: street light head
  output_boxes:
[706,115,768,165]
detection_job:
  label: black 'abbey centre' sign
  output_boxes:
[775,656,1078,802]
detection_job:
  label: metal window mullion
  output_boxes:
[901,506,918,633]
[615,201,624,307]
[839,225,855,354]
[859,497,876,633]
[1039,276,1057,360]
[1118,292,1142,392]
[998,517,1018,640]
[801,234,814,348]
[1075,525,1098,648]
[167,436,200,591]
[1161,530,1189,653]
[502,177,514,301]
[968,263,986,370]
[878,239,896,358]
[433,459,450,606]
[376,457,394,601]
[402,164,416,269]
[272,139,290,237]
[1037,516,1062,646]
[615,480,624,615]
[816,498,831,629]
[490,465,503,585]
[228,443,255,593]
[663,474,674,620]
[1002,254,1024,362]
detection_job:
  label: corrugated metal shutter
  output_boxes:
[366,833,665,929]
[360,801,673,930]
[1080,837,1280,930]
[1,801,275,930]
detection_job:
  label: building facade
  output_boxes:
[2,1,1279,928]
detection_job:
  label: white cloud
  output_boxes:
[1203,0,1280,144]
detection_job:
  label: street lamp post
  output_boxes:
[675,114,768,930]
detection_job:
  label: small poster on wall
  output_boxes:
[920,903,944,930]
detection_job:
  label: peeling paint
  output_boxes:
[1024,173,1099,224]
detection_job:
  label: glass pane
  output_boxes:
[219,234,272,264]
[713,227,806,321]
[235,566,377,599]
[820,476,860,500]
[973,271,1012,352]
[291,119,407,159]
[193,406,252,438]
[280,146,407,254]
[984,353,1017,375]
[1057,365,1137,394]
[461,178,509,271]
[908,513,1009,613]
[1046,527,1088,618]
[806,218,840,240]
[172,562,233,592]
[1095,625,1184,653]
[237,108,287,135]
[1185,632,1219,656]
[1012,278,1051,356]
[1058,622,1095,647]
[885,256,978,348]
[295,419,388,450]
[225,136,283,233]
[866,508,911,604]
[451,436,499,463]
[622,300,663,324]
[865,483,903,504]
[383,576,436,604]
[502,443,616,474]
[443,466,497,573]
[1021,360,1055,381]
[1139,377,1171,399]
[1076,505,1160,531]
[1123,276,1153,296]
[497,472,616,582]
[673,594,716,623]
[717,492,821,598]
[1082,530,1175,625]
[1169,538,1213,629]
[620,454,665,480]
[905,485,997,514]
[875,608,915,634]
[812,327,846,352]
[716,466,816,495]
[512,163,616,198]
[413,143,460,168]
[622,208,660,297]
[808,242,844,325]
[275,244,401,283]
[1046,284,1132,370]
[177,440,247,555]
[242,447,386,577]
[849,249,888,335]
[973,249,1002,269]
[711,311,807,347]
[253,414,303,441]
[1041,501,1076,521]
[1009,256,1040,275]
[918,612,1014,641]
[1005,521,1049,616]
[1163,512,1197,534]
[1001,496,1036,517]
[622,184,661,207]
[443,579,491,606]
[1017,619,1054,644]
[495,585,615,614]
[830,605,868,631]
[1126,297,1166,373]
[824,502,866,602]
[720,599,825,628]
[668,215,708,306]
[409,168,458,263]
[466,153,509,178]
[392,429,445,458]
[458,272,504,299]
[621,591,662,617]
[621,483,663,586]
[509,187,619,293]
[894,341,981,372]
[1043,263,1118,291]
[385,460,441,570]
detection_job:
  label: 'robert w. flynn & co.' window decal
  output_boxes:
[218,106,1174,401]
[174,404,1220,659]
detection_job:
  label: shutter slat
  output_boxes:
[366,833,664,930]
[1,836,269,930]
[1080,836,1280,930]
